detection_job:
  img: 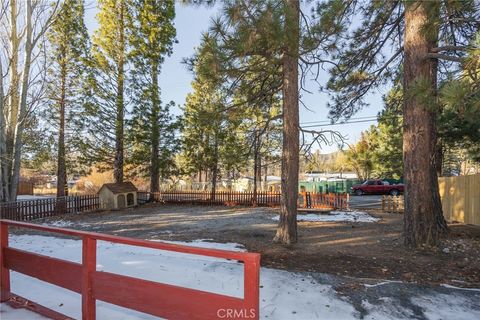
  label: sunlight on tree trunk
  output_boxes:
[274,0,300,245]
[403,1,448,248]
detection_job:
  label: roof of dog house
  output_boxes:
[98,182,138,194]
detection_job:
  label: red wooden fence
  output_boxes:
[0,220,260,320]
[139,191,349,210]
[0,195,100,221]
[138,191,282,207]
[301,192,349,210]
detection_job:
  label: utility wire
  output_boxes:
[300,115,379,125]
[300,114,402,128]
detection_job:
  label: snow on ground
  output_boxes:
[16,195,53,201]
[42,220,75,228]
[0,304,49,320]
[1,235,479,320]
[272,210,380,223]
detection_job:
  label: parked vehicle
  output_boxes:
[351,179,404,196]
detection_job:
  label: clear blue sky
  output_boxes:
[85,2,387,154]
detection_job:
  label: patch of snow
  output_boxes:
[440,284,480,292]
[0,304,49,319]
[361,299,416,319]
[16,195,53,201]
[5,234,357,320]
[411,294,480,320]
[3,235,479,320]
[42,220,74,228]
[272,210,379,223]
[158,239,246,252]
[363,280,403,288]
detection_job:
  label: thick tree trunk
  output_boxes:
[0,58,5,201]
[10,0,34,200]
[6,0,20,174]
[57,61,68,198]
[113,3,125,183]
[435,140,443,176]
[274,0,299,244]
[403,1,447,248]
[210,137,219,200]
[3,0,20,202]
[150,64,160,197]
[264,164,268,191]
[257,157,262,191]
[252,131,260,204]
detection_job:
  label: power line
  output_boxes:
[299,115,379,125]
[301,118,379,128]
[300,114,402,128]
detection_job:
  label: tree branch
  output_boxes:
[427,53,464,63]
[430,45,470,53]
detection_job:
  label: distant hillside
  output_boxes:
[302,150,346,173]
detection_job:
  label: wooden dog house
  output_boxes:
[98,182,138,210]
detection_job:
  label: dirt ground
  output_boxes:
[22,203,480,288]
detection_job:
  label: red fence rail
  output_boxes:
[0,220,260,320]
[0,195,100,221]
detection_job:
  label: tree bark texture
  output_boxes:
[113,2,125,183]
[10,0,34,200]
[403,1,448,248]
[150,64,160,196]
[56,59,68,198]
[210,135,219,200]
[274,0,300,244]
[0,54,5,201]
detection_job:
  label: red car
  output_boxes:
[351,179,404,196]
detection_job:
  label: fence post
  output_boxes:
[0,222,10,302]
[82,237,97,320]
[244,254,260,320]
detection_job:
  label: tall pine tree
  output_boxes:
[317,0,479,247]
[128,0,177,194]
[45,0,90,197]
[86,0,130,183]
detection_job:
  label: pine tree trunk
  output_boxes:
[274,0,299,244]
[57,60,68,198]
[113,2,125,183]
[252,131,259,204]
[403,1,447,248]
[257,156,262,191]
[150,64,160,196]
[210,135,219,200]
[264,163,268,192]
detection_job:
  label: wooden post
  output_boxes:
[82,237,97,320]
[0,222,10,302]
[244,254,260,320]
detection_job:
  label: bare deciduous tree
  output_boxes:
[0,0,58,202]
